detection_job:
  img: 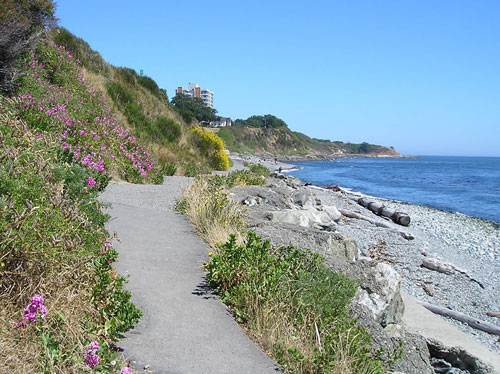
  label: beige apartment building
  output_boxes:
[176,83,214,108]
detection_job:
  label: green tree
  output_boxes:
[171,93,218,123]
[0,0,56,94]
[234,114,287,128]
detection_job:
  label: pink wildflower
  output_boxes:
[120,367,131,374]
[23,294,46,323]
[87,177,97,188]
[84,341,100,369]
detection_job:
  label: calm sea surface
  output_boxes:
[288,156,500,223]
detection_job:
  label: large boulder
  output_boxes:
[253,221,358,263]
[354,262,404,327]
[322,205,342,222]
[268,207,334,230]
[292,190,318,208]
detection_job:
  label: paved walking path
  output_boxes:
[99,177,280,374]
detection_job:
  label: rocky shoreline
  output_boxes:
[227,156,500,373]
[231,151,417,164]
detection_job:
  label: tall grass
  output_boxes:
[177,176,246,246]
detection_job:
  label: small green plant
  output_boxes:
[154,116,181,143]
[249,163,270,177]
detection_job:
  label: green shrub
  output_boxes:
[207,232,401,373]
[137,75,159,96]
[249,163,270,177]
[115,67,138,85]
[224,170,265,187]
[106,81,135,105]
[177,108,193,123]
[154,116,181,143]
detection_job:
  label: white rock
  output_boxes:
[270,207,333,228]
[323,205,342,222]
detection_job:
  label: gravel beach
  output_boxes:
[232,154,500,362]
[310,185,500,354]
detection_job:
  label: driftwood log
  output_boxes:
[417,300,500,336]
[354,197,411,226]
[339,209,414,240]
[421,258,484,289]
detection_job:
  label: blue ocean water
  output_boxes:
[288,156,500,223]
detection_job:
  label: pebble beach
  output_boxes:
[311,185,500,354]
[231,153,500,355]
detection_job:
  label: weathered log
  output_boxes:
[421,258,484,288]
[487,312,500,318]
[339,209,414,240]
[421,258,455,274]
[339,209,391,228]
[417,300,500,336]
[354,197,411,226]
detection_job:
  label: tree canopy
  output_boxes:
[171,93,218,123]
[234,114,287,128]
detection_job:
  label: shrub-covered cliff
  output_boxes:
[217,122,402,158]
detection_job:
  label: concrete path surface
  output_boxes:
[99,178,280,374]
[402,293,500,374]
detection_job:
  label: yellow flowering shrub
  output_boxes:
[191,126,229,171]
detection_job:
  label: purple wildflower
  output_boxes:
[23,294,46,323]
[84,341,100,369]
[87,177,97,188]
[120,367,131,374]
[11,320,27,329]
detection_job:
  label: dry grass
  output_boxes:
[178,177,246,248]
[0,285,94,373]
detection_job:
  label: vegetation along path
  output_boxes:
[99,177,280,374]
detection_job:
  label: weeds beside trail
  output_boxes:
[179,172,402,374]
[176,172,255,246]
[0,99,140,373]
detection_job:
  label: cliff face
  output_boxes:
[216,126,403,158]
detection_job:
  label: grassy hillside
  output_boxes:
[50,27,228,176]
[217,126,401,157]
[0,16,228,372]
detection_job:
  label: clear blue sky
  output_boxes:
[55,1,500,157]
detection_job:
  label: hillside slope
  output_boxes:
[0,16,226,372]
[217,126,402,159]
[50,28,227,176]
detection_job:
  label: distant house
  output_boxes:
[210,117,232,127]
[176,83,214,108]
